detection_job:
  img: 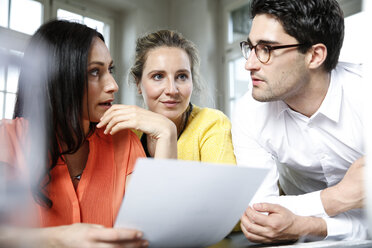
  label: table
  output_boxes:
[208,233,372,248]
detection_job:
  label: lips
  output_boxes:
[161,100,180,108]
[98,100,113,109]
[251,75,264,87]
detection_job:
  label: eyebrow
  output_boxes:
[247,38,281,45]
[88,60,114,66]
[147,69,191,75]
[147,70,165,75]
[176,69,191,74]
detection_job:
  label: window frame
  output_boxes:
[0,0,115,119]
[222,0,251,117]
[52,0,115,53]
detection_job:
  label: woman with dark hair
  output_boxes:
[0,20,176,247]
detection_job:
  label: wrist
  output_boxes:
[296,215,327,238]
[321,186,351,217]
[160,121,177,140]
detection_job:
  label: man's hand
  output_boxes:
[321,157,364,216]
[241,203,327,244]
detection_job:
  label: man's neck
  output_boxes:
[285,70,331,118]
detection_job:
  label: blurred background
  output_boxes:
[0,0,366,118]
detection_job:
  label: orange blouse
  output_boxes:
[0,118,145,227]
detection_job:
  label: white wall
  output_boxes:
[115,0,170,106]
[116,0,222,109]
[168,0,221,108]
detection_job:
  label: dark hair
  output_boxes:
[13,19,104,208]
[251,0,344,72]
[130,30,201,93]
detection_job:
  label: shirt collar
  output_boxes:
[276,68,343,123]
[276,100,290,118]
[314,68,342,123]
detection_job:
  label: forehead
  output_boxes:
[88,37,112,62]
[144,47,191,70]
[249,14,297,44]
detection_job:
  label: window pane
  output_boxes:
[4,92,15,119]
[0,92,3,118]
[229,57,250,115]
[340,12,364,63]
[0,0,9,28]
[57,9,83,23]
[84,17,110,48]
[229,57,250,98]
[6,65,19,93]
[57,9,110,48]
[84,17,104,34]
[9,0,42,35]
[229,4,251,43]
[103,25,111,49]
[0,65,4,91]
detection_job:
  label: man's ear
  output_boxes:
[306,43,327,70]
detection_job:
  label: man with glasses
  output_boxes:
[232,0,366,243]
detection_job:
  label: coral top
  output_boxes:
[0,118,145,227]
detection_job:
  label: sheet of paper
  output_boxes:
[115,158,268,248]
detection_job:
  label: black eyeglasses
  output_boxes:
[240,41,306,64]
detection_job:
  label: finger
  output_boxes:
[245,206,270,225]
[241,211,269,236]
[104,115,133,134]
[101,107,139,133]
[109,121,137,135]
[89,228,143,242]
[99,104,121,121]
[98,107,129,128]
[253,202,280,213]
[241,221,270,243]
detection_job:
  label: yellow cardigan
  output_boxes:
[134,105,236,164]
[178,105,236,164]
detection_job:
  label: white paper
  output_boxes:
[115,158,268,248]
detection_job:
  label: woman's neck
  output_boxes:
[173,114,185,138]
[64,140,89,189]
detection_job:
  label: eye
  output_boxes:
[177,73,188,81]
[261,45,271,54]
[89,68,99,77]
[109,65,115,74]
[152,73,163,81]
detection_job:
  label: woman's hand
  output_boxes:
[1,223,148,248]
[97,105,177,159]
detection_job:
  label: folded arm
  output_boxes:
[98,104,178,159]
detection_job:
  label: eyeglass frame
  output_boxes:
[240,41,307,64]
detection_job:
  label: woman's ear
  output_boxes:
[136,82,142,94]
[306,43,327,70]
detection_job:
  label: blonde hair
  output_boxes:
[130,30,201,94]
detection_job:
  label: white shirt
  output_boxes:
[232,62,367,240]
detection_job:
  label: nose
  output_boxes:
[245,49,260,72]
[164,78,179,95]
[104,74,119,93]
